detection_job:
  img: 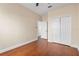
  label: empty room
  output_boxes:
[0,3,79,56]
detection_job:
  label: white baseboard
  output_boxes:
[78,48,79,51]
[70,45,79,50]
[0,39,37,53]
[48,40,79,50]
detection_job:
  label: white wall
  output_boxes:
[0,4,41,52]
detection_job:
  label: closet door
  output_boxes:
[48,16,71,45]
[52,17,61,42]
[60,16,71,44]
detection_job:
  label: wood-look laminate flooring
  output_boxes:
[0,39,78,56]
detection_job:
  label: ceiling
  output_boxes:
[20,3,73,16]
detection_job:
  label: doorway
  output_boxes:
[37,21,48,39]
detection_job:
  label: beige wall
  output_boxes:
[42,15,48,22]
[48,4,79,48]
[0,4,41,50]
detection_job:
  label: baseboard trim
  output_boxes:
[70,45,79,50]
[48,41,79,49]
[78,48,79,51]
[0,39,37,53]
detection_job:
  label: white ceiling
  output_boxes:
[20,3,73,16]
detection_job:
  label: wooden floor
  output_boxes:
[0,39,78,56]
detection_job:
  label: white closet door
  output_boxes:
[52,17,61,42]
[61,16,71,44]
[49,16,71,45]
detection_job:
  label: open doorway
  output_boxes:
[37,21,48,40]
